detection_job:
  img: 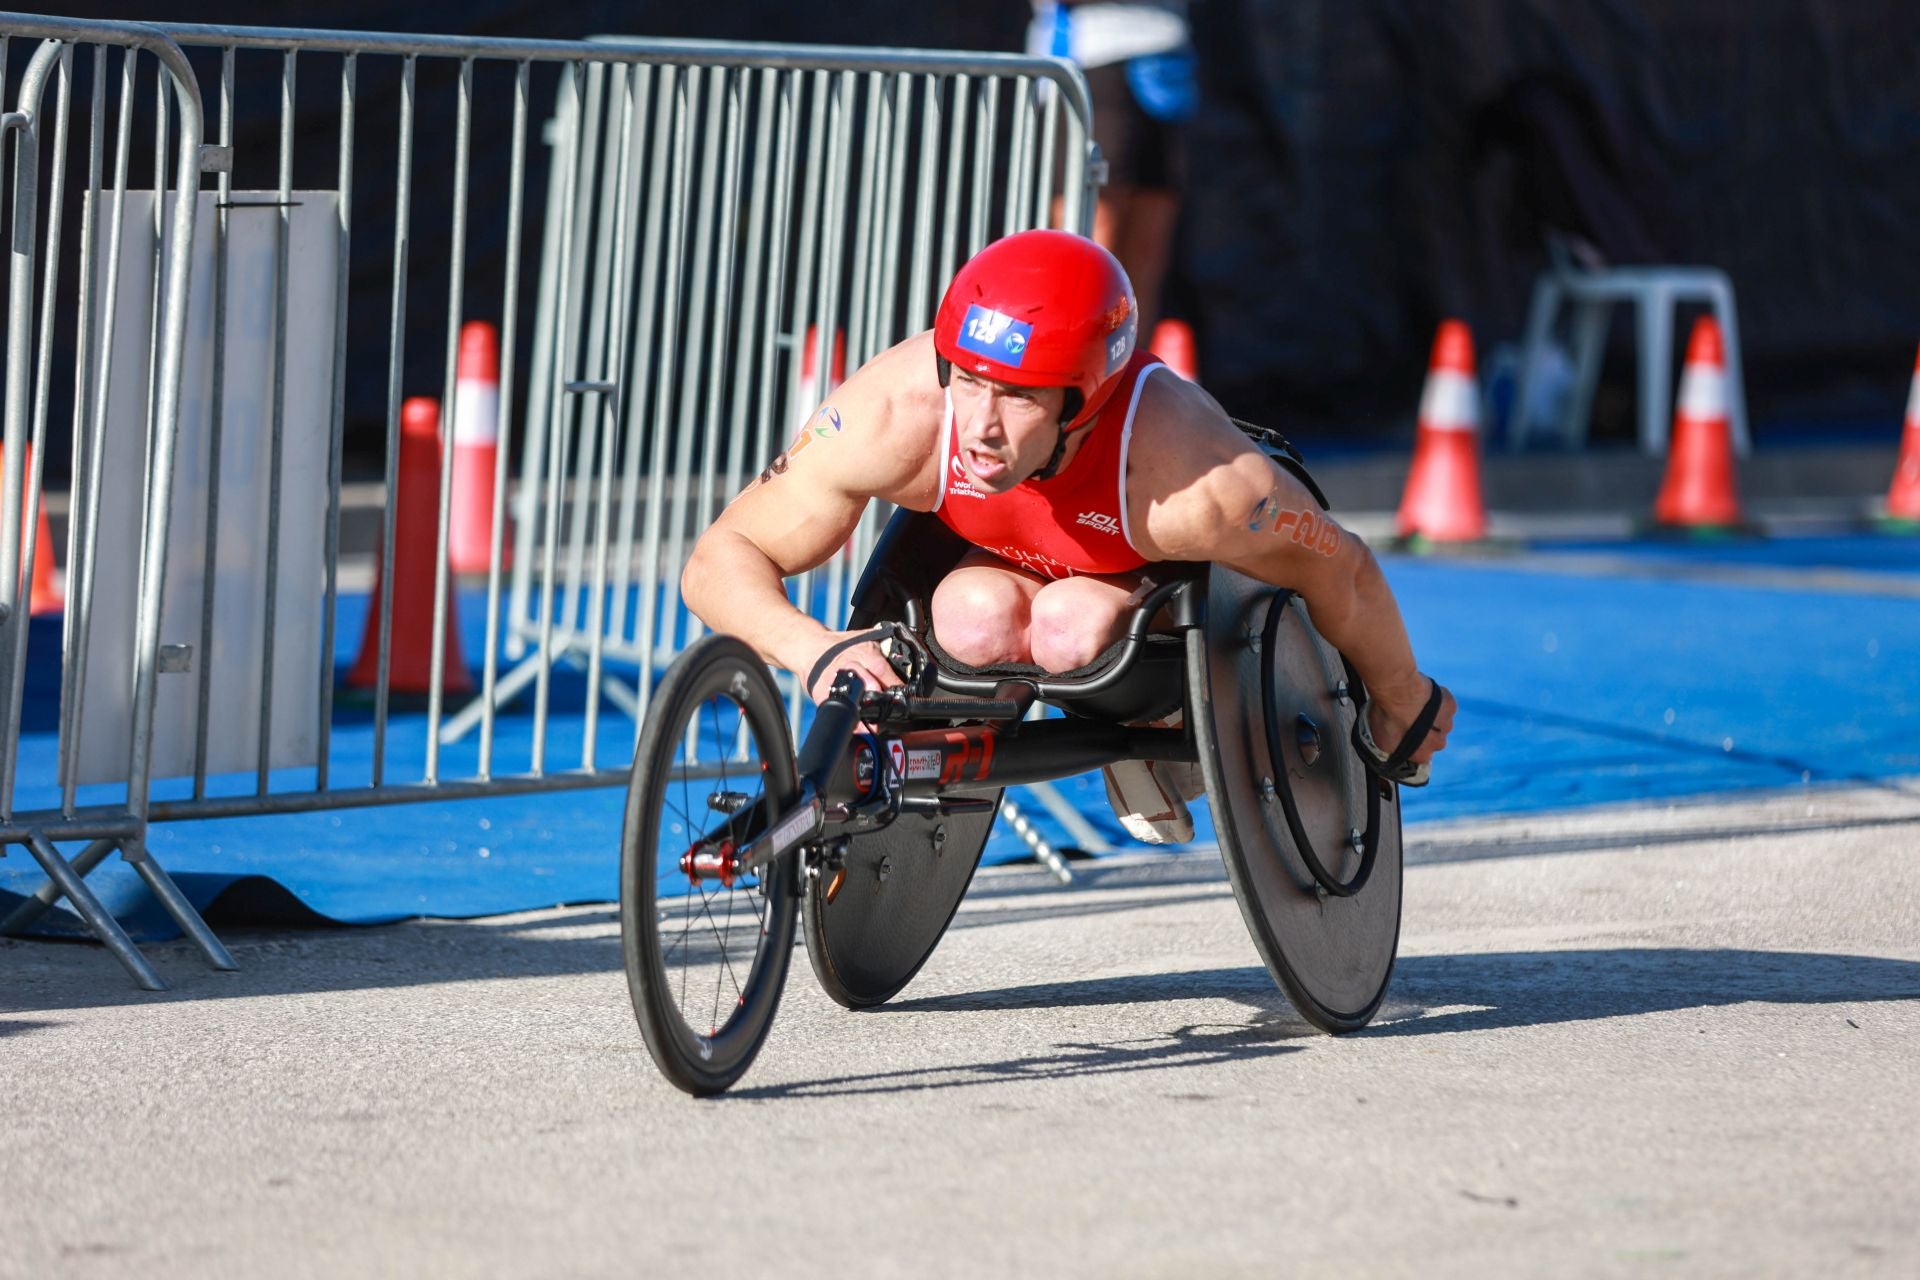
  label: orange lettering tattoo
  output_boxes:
[1246,486,1341,557]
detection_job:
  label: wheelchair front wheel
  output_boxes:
[621,635,800,1096]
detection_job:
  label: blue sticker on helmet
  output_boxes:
[956,305,1034,367]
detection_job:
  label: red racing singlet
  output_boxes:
[933,351,1167,580]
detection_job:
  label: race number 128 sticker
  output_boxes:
[956,305,1034,367]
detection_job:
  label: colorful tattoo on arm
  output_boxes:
[1246,485,1342,557]
[746,406,845,491]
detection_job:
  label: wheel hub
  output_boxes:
[680,839,739,888]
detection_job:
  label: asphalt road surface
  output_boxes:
[5,782,1918,1278]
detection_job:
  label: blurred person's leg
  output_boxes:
[1104,188,1178,337]
[1085,61,1184,335]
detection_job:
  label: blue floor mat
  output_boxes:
[1532,532,1920,578]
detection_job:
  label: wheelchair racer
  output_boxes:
[683,230,1455,843]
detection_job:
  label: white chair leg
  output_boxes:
[1708,275,1752,456]
[1636,287,1674,455]
[1513,277,1562,449]
[1562,297,1611,448]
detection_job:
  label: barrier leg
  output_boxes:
[598,671,641,722]
[1024,778,1115,856]
[0,836,116,935]
[437,647,548,745]
[996,793,1074,885]
[22,834,166,991]
[123,840,238,972]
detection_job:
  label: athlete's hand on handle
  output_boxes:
[803,630,902,705]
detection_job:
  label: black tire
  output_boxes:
[621,635,800,1095]
[1191,567,1403,1032]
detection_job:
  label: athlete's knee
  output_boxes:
[1028,590,1122,673]
[931,574,1030,667]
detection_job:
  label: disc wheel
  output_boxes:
[1192,566,1404,1032]
[621,635,800,1095]
[802,797,998,1009]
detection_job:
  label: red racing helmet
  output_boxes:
[933,229,1138,432]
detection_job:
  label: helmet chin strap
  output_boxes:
[1025,388,1085,483]
[1027,423,1072,483]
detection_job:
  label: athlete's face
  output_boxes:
[948,368,1069,492]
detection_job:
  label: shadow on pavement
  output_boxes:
[727,1019,1306,1101]
[727,945,1920,1099]
[8,891,1917,1046]
[0,915,627,1014]
[0,1019,57,1038]
[886,964,1288,1014]
[885,948,1920,1035]
[1365,947,1920,1036]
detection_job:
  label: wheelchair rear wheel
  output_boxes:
[1192,566,1403,1032]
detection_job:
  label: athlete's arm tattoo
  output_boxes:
[742,405,844,494]
[1246,485,1342,557]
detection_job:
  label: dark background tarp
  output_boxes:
[1184,0,1920,441]
[16,0,1920,448]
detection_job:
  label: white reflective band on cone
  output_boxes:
[1906,372,1920,429]
[1677,364,1727,422]
[1418,369,1478,432]
[454,379,500,446]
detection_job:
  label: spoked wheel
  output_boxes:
[1192,566,1404,1032]
[621,635,800,1095]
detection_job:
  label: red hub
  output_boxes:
[679,839,739,888]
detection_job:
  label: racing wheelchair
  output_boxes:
[620,430,1415,1095]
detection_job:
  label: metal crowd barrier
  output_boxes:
[0,11,1101,989]
[473,37,1109,867]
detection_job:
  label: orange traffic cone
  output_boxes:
[1654,317,1745,531]
[2,442,62,615]
[1883,343,1920,525]
[347,397,473,695]
[796,324,846,425]
[1395,320,1488,543]
[448,321,510,574]
[1150,318,1198,382]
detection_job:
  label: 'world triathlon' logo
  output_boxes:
[948,452,984,498]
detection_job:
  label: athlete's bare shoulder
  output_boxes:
[739,331,948,510]
[1123,366,1305,563]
